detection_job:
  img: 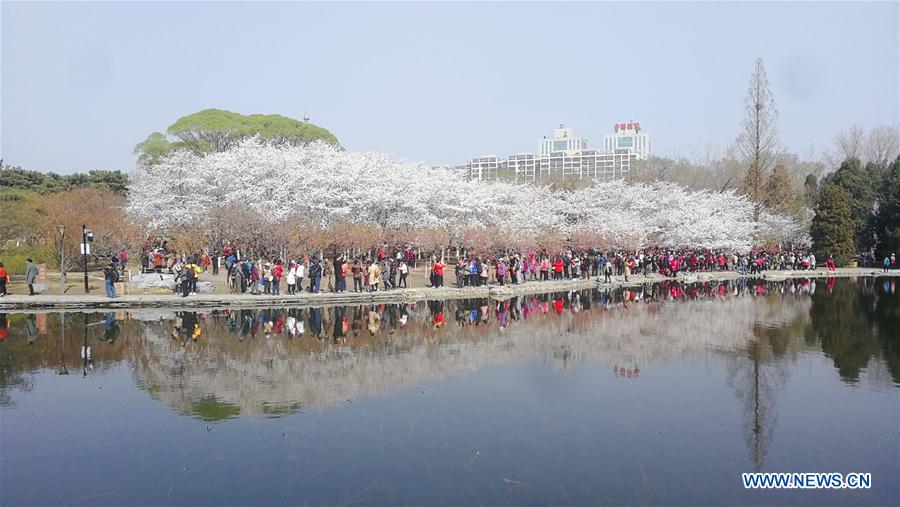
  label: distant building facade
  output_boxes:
[603,122,650,160]
[460,123,650,182]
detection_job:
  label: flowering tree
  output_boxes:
[127,139,806,255]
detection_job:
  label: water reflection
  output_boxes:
[1,277,897,506]
[2,278,896,416]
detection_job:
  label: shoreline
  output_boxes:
[1,267,896,312]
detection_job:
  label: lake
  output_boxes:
[1,277,897,506]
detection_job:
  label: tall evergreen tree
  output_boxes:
[827,158,879,251]
[803,173,818,206]
[811,184,857,265]
[874,156,900,257]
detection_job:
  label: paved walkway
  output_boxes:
[1,267,895,311]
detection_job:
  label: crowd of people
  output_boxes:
[220,245,414,296]
[13,237,883,299]
[150,241,900,299]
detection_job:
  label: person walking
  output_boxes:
[398,260,409,288]
[24,258,39,296]
[333,256,345,293]
[603,260,613,283]
[310,258,322,293]
[230,262,245,294]
[103,262,119,298]
[177,262,194,297]
[432,258,446,288]
[249,261,260,295]
[496,258,507,286]
[322,259,334,292]
[295,259,305,292]
[0,262,8,297]
[262,263,273,294]
[271,261,283,295]
[552,257,564,281]
[368,260,381,291]
[352,259,364,292]
[286,262,297,295]
[388,259,397,289]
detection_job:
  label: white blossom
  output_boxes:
[127,139,806,252]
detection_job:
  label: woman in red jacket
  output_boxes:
[0,262,8,296]
[552,258,564,280]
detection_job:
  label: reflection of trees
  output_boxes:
[125,284,815,420]
[1,278,895,426]
[0,313,129,407]
[189,395,241,422]
[810,277,900,383]
[726,300,808,472]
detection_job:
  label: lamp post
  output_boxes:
[57,224,66,295]
[82,313,90,377]
[82,225,93,293]
[58,313,68,375]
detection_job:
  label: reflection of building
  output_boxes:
[604,121,650,160]
[461,123,649,182]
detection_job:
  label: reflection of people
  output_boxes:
[25,314,39,344]
[102,312,120,343]
[0,313,7,341]
[309,307,322,337]
[333,306,346,339]
[367,308,381,335]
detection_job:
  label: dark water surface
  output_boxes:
[1,277,898,506]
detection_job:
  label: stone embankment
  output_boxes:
[0,268,894,311]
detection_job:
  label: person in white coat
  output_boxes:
[286,262,298,295]
[295,259,306,292]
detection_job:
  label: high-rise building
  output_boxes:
[539,124,587,155]
[460,123,650,181]
[603,122,650,160]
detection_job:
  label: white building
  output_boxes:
[461,123,649,181]
[603,121,650,160]
[539,124,587,155]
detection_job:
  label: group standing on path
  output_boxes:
[3,239,897,299]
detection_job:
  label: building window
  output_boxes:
[617,136,634,149]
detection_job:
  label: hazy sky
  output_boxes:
[2,1,898,173]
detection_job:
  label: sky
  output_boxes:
[1,1,898,173]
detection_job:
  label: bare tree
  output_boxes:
[865,125,900,167]
[830,125,865,166]
[736,58,779,217]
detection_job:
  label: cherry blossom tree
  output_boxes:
[127,139,807,255]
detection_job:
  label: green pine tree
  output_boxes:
[875,156,900,258]
[811,184,857,265]
[827,158,880,251]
